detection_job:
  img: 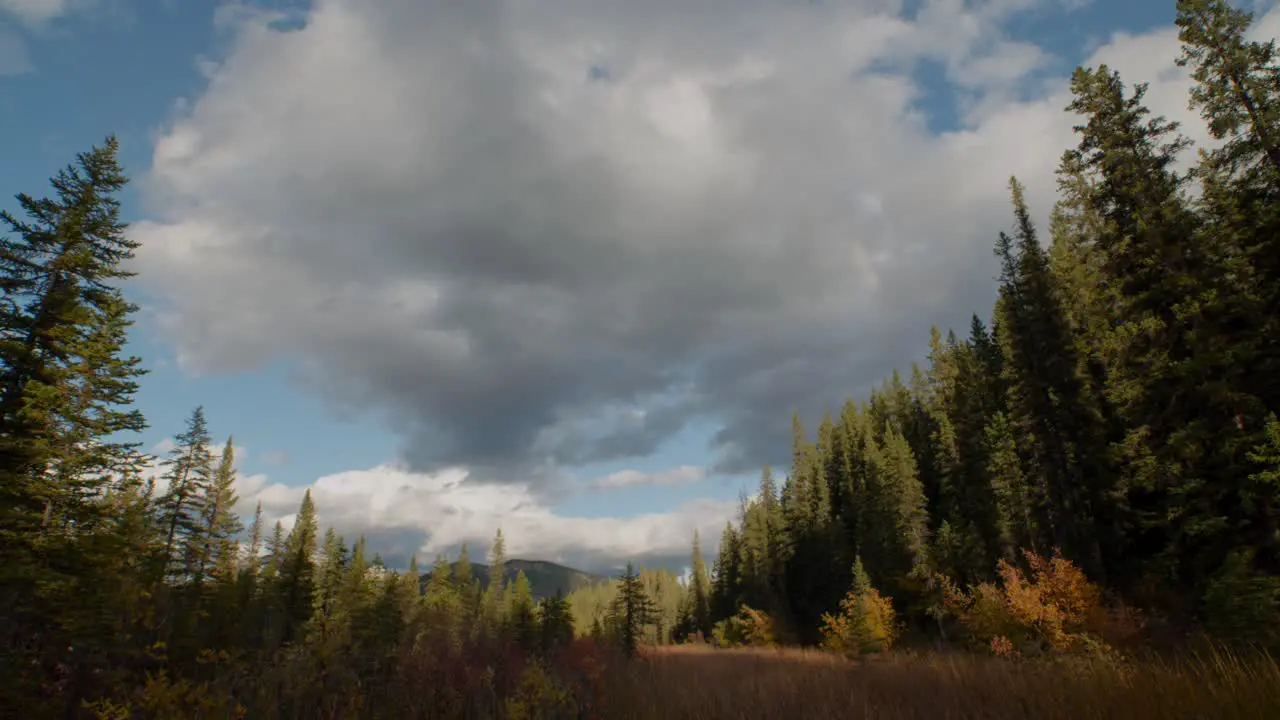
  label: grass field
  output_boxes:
[579,645,1280,719]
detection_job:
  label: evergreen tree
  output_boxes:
[453,542,480,626]
[195,437,242,588]
[154,407,214,583]
[994,177,1113,578]
[608,563,658,658]
[1069,64,1273,602]
[538,590,575,654]
[0,136,145,534]
[688,529,712,636]
[278,490,319,644]
[710,522,744,622]
[0,138,149,704]
[507,570,536,648]
[482,529,507,631]
[397,555,422,631]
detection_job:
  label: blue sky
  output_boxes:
[0,0,1262,570]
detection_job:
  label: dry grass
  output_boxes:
[585,645,1280,720]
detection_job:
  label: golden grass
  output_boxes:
[586,645,1280,720]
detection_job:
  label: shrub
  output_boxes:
[712,605,779,648]
[944,550,1121,657]
[819,558,899,656]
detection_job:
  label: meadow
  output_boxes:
[582,644,1280,720]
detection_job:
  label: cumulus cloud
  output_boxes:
[136,434,726,569]
[234,463,735,572]
[130,0,1269,486]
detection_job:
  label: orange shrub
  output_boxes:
[944,549,1124,656]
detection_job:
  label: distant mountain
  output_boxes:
[422,559,608,600]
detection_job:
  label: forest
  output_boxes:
[3,1,1280,717]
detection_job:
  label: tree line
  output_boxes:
[675,0,1280,651]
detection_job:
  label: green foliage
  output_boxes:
[606,563,660,658]
[1202,549,1280,650]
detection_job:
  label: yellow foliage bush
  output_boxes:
[943,550,1128,657]
[712,605,779,648]
[819,584,899,656]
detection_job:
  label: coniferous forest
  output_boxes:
[4,1,1280,718]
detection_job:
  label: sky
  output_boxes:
[2,0,1277,574]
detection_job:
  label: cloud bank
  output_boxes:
[131,0,1278,492]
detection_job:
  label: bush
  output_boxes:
[942,550,1128,657]
[820,559,899,656]
[712,605,779,648]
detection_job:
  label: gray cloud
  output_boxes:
[130,0,1225,486]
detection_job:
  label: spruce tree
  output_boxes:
[537,590,575,653]
[278,490,319,644]
[1177,2,1280,576]
[0,139,148,694]
[195,437,242,588]
[710,522,744,622]
[994,177,1112,578]
[1069,64,1272,601]
[608,563,658,658]
[507,570,536,648]
[688,529,712,636]
[482,529,507,631]
[155,406,214,583]
[0,137,145,531]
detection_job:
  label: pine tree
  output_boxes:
[1069,64,1272,602]
[1177,0,1280,574]
[482,529,507,631]
[237,501,265,646]
[985,411,1039,558]
[507,570,536,648]
[1177,0,1280,178]
[0,137,145,533]
[0,139,148,697]
[453,542,480,625]
[313,528,348,642]
[397,555,422,630]
[538,590,575,653]
[195,437,242,588]
[278,490,319,644]
[608,563,658,658]
[154,407,214,583]
[994,177,1112,578]
[710,522,744,623]
[688,530,712,636]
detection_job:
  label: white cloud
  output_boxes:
[134,436,730,569]
[129,0,1274,485]
[238,463,735,571]
[591,465,706,490]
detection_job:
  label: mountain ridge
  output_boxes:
[418,558,609,600]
